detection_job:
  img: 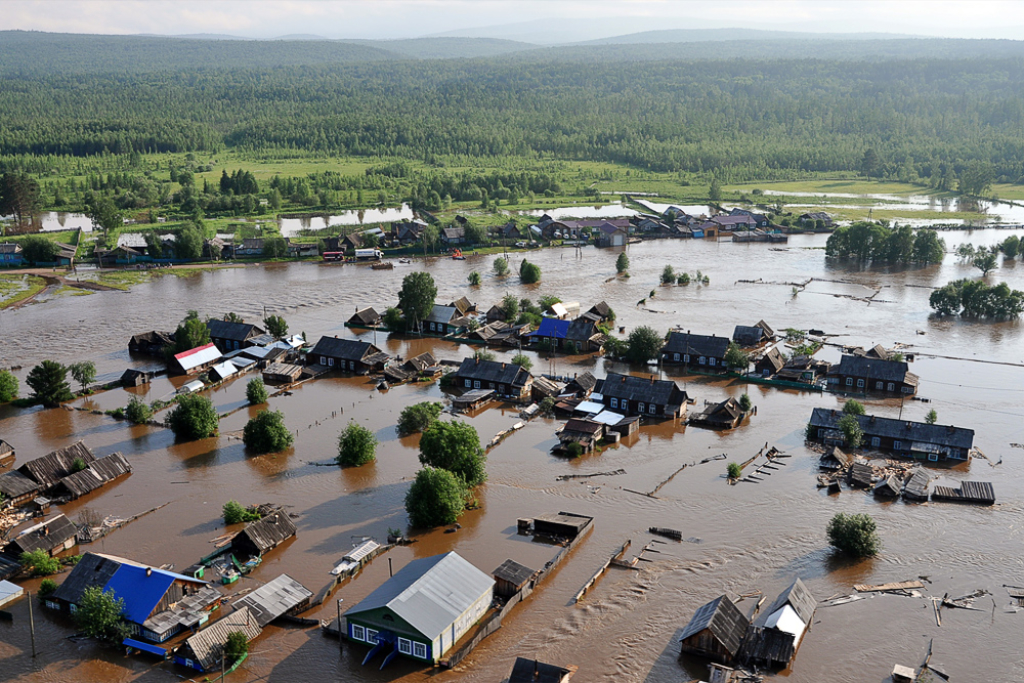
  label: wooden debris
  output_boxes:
[854,580,925,593]
[556,469,626,481]
[648,527,682,541]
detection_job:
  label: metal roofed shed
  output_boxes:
[342,551,495,664]
[331,539,380,576]
[174,606,262,672]
[207,360,239,382]
[573,399,605,415]
[233,574,313,627]
[0,579,25,610]
[229,509,297,559]
[171,343,223,375]
[177,379,205,394]
[493,559,536,598]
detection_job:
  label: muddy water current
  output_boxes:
[2,232,1024,682]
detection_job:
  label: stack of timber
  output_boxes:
[902,469,932,501]
[848,462,876,489]
[931,481,995,505]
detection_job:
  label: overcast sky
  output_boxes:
[1,0,1022,41]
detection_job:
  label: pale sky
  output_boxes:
[1,0,1022,41]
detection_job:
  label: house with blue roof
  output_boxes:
[529,318,602,353]
[50,552,222,645]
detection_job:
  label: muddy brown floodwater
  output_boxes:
[3,231,1024,683]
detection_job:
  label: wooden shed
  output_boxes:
[17,441,96,489]
[174,606,262,672]
[0,470,40,507]
[508,657,576,682]
[532,512,593,539]
[4,513,77,558]
[120,368,151,387]
[492,559,536,598]
[50,452,132,501]
[229,510,297,560]
[233,574,313,627]
[679,595,749,664]
[0,439,14,465]
[262,362,303,384]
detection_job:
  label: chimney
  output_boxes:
[621,375,626,383]
[650,374,655,384]
[502,362,506,369]
[146,567,152,577]
[534,660,540,680]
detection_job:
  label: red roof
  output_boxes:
[174,342,217,360]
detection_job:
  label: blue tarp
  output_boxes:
[124,638,168,657]
[530,318,569,339]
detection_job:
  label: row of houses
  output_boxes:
[0,441,131,508]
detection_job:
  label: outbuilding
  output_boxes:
[229,510,297,560]
[679,595,749,664]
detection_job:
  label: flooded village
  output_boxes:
[2,207,1024,683]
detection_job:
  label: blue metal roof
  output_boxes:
[123,638,168,656]
[104,564,198,624]
[530,318,569,339]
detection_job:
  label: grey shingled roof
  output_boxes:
[182,606,262,671]
[52,552,122,605]
[344,551,494,641]
[809,408,974,450]
[662,332,730,358]
[425,305,459,325]
[508,657,573,683]
[0,470,39,500]
[679,594,748,656]
[309,336,382,362]
[457,357,532,388]
[233,574,312,627]
[232,510,297,555]
[18,441,96,487]
[206,320,264,343]
[754,578,815,627]
[600,373,687,408]
[6,514,77,555]
[493,559,535,587]
[55,452,132,499]
[833,354,916,385]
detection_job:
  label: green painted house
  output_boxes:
[343,551,494,666]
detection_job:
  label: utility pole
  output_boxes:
[221,651,225,681]
[27,590,36,658]
[337,598,344,654]
[388,557,393,577]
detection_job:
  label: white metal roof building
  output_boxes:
[342,551,494,664]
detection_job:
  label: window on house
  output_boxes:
[398,638,412,655]
[894,440,902,450]
[649,404,657,414]
[683,354,690,363]
[328,357,335,367]
[928,453,939,462]
[699,357,706,365]
[320,357,326,365]
[888,383,895,391]
[474,380,481,389]
[876,382,883,390]
[639,402,645,413]
[366,628,379,644]
[465,379,472,388]
[871,437,880,447]
[845,378,853,386]
[709,358,716,366]
[610,397,618,408]
[673,353,680,361]
[857,379,865,388]
[352,624,366,641]
[413,642,427,659]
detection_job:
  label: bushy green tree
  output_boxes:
[724,342,749,370]
[660,265,676,284]
[925,409,938,424]
[223,500,261,524]
[20,235,59,265]
[973,250,998,276]
[383,306,406,332]
[173,311,211,353]
[263,236,288,258]
[738,394,752,412]
[124,396,153,424]
[0,369,18,403]
[929,279,1024,318]
[69,361,96,392]
[1001,235,1020,259]
[500,293,519,321]
[467,271,481,286]
[493,256,509,277]
[246,378,269,405]
[174,223,204,260]
[404,467,468,528]
[727,462,742,479]
[337,421,377,466]
[20,549,60,576]
[26,360,73,407]
[419,420,486,486]
[842,399,866,415]
[826,512,881,558]
[38,578,58,597]
[616,252,629,273]
[519,260,541,284]
[264,314,288,338]
[838,414,863,449]
[511,352,532,371]
[397,401,444,436]
[225,631,249,663]
[473,349,495,362]
[398,271,437,330]
[243,409,293,453]
[166,394,219,440]
[74,587,130,642]
[625,326,663,364]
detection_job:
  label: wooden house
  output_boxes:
[119,368,151,387]
[234,238,264,257]
[174,606,262,671]
[128,330,175,356]
[18,441,96,489]
[449,296,476,316]
[492,559,536,598]
[818,446,853,471]
[454,356,533,400]
[347,307,382,328]
[485,303,507,322]
[229,510,297,560]
[0,242,25,266]
[498,222,522,240]
[49,452,132,501]
[307,336,389,374]
[580,301,613,325]
[595,373,688,419]
[342,552,494,665]
[808,408,974,462]
[206,320,265,353]
[169,343,223,376]
[3,513,77,558]
[775,355,829,384]
[0,471,39,507]
[595,222,628,248]
[829,354,918,395]
[754,347,785,377]
[0,439,13,466]
[262,362,303,384]
[529,318,602,353]
[662,331,730,370]
[690,398,745,430]
[679,595,749,664]
[739,578,816,669]
[51,552,219,644]
[508,657,576,683]
[564,371,598,398]
[732,321,775,347]
[233,574,313,627]
[440,226,466,246]
[903,469,932,501]
[555,418,605,453]
[799,211,833,227]
[452,389,496,413]
[423,305,471,335]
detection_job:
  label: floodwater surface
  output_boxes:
[2,233,1024,683]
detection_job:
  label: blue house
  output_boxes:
[0,243,24,266]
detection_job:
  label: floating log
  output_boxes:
[648,527,682,541]
[854,580,925,593]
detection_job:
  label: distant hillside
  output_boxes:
[347,37,539,59]
[574,28,916,45]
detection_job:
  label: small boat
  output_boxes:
[371,261,394,270]
[398,258,411,264]
[452,255,466,260]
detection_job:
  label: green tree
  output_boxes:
[383,306,406,332]
[263,236,288,258]
[842,399,866,415]
[660,265,675,284]
[397,401,444,436]
[473,349,496,362]
[727,462,742,479]
[20,549,60,576]
[511,352,533,371]
[86,195,122,232]
[397,271,437,331]
[223,312,244,323]
[539,396,555,415]
[616,252,629,273]
[223,500,260,524]
[419,420,487,486]
[74,586,130,642]
[1001,235,1020,260]
[677,272,691,285]
[859,148,882,177]
[519,260,541,284]
[38,578,58,598]
[912,230,946,264]
[565,442,584,458]
[225,631,249,664]
[724,342,749,370]
[268,188,282,209]
[124,396,153,424]
[243,409,293,454]
[263,314,288,338]
[174,223,203,260]
[404,467,468,528]
[958,160,994,196]
[708,177,722,202]
[69,361,96,393]
[826,512,881,558]
[337,421,377,466]
[0,172,41,227]
[625,326,663,364]
[173,311,211,353]
[468,271,481,286]
[0,369,18,403]
[19,235,59,265]
[925,409,938,425]
[246,378,269,405]
[837,414,863,449]
[26,360,73,407]
[493,256,509,277]
[165,394,219,440]
[500,293,520,321]
[738,394,752,412]
[973,251,998,276]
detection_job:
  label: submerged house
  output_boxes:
[307,337,389,374]
[454,357,533,400]
[529,318,603,353]
[739,578,816,669]
[174,606,262,671]
[206,320,265,352]
[423,305,471,335]
[128,330,175,356]
[662,332,730,370]
[49,452,132,501]
[690,398,745,430]
[508,657,576,683]
[342,551,494,665]
[0,470,41,507]
[829,354,918,395]
[775,355,830,384]
[169,343,223,376]
[595,373,688,419]
[807,408,974,462]
[18,441,97,490]
[3,513,78,559]
[732,321,775,347]
[555,418,605,453]
[754,347,786,377]
[679,595,749,664]
[347,307,382,328]
[50,552,220,643]
[229,510,297,560]
[233,574,313,627]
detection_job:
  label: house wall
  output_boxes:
[604,395,675,418]
[663,350,726,369]
[832,373,915,395]
[680,630,734,664]
[457,375,530,399]
[310,353,366,374]
[811,426,967,462]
